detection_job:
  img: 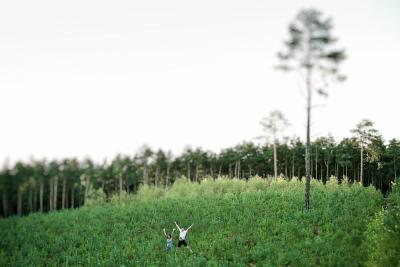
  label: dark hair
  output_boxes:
[167,234,172,239]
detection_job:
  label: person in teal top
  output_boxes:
[163,228,175,251]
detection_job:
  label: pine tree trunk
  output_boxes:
[62,176,67,209]
[65,188,68,209]
[166,163,170,186]
[273,143,278,180]
[28,188,33,212]
[49,177,53,211]
[33,187,37,212]
[53,176,58,210]
[292,154,294,179]
[187,163,191,181]
[360,146,364,185]
[304,66,312,210]
[119,174,123,194]
[315,147,318,180]
[17,188,23,216]
[40,181,44,212]
[71,186,75,209]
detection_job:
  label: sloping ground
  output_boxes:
[0,178,384,266]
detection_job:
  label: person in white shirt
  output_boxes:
[174,221,193,254]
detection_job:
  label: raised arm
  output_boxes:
[187,223,194,231]
[174,221,181,231]
[163,228,167,237]
[172,228,175,234]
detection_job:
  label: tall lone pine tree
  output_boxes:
[276,9,346,209]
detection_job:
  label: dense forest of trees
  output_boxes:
[0,120,399,218]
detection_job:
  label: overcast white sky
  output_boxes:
[0,0,399,164]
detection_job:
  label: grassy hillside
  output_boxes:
[0,178,384,266]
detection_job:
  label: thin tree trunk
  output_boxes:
[166,163,170,186]
[360,146,364,185]
[292,154,294,179]
[40,181,44,212]
[49,177,54,211]
[304,65,312,210]
[71,186,75,209]
[17,188,23,216]
[195,165,199,182]
[28,188,33,212]
[315,147,318,180]
[249,166,252,177]
[273,143,278,180]
[285,160,288,178]
[119,174,123,194]
[238,161,241,178]
[187,163,191,181]
[65,188,68,209]
[218,164,222,177]
[53,176,58,210]
[33,187,37,212]
[62,176,67,209]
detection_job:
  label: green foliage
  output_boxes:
[0,178,385,266]
[84,188,107,207]
[364,180,400,266]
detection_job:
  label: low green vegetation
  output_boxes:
[0,177,391,266]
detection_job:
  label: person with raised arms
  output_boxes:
[163,228,175,252]
[174,221,193,254]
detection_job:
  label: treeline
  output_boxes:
[1,132,399,218]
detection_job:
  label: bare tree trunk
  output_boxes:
[285,160,288,178]
[273,143,278,180]
[17,188,23,216]
[62,176,67,209]
[65,188,68,209]
[40,181,44,212]
[195,165,199,182]
[325,160,329,181]
[315,147,318,180]
[187,163,191,181]
[218,164,222,177]
[2,191,8,217]
[28,188,33,212]
[360,146,364,185]
[49,177,53,211]
[71,186,75,209]
[292,154,294,179]
[33,187,37,212]
[234,161,237,178]
[155,166,160,186]
[238,161,241,178]
[304,64,312,210]
[53,176,58,210]
[166,163,170,186]
[119,174,123,194]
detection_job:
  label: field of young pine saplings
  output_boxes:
[1,177,399,266]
